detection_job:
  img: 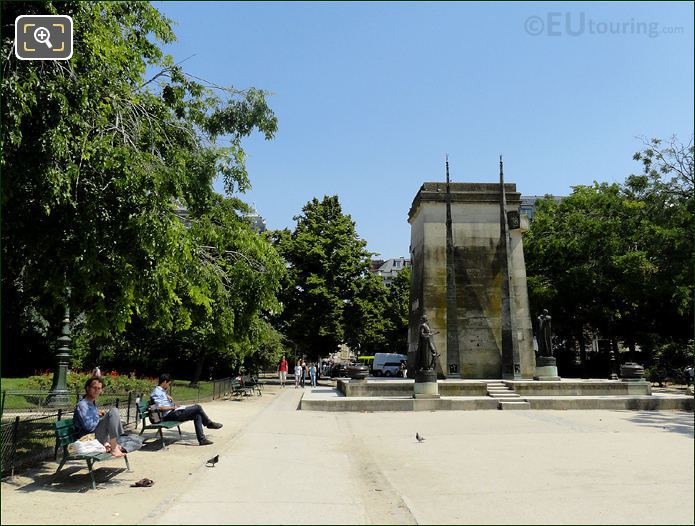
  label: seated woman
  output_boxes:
[73,376,125,457]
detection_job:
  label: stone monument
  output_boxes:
[413,315,441,398]
[407,171,536,379]
[534,308,560,381]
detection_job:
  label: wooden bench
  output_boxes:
[54,418,131,490]
[136,400,182,449]
[230,378,255,397]
[241,376,262,396]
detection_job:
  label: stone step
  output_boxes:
[498,401,530,410]
[487,387,511,392]
[489,393,521,398]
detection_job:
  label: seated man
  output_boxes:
[150,373,222,446]
[73,376,126,457]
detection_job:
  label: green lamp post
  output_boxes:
[48,293,71,407]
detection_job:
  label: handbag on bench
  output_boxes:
[147,404,163,424]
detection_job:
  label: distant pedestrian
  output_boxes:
[399,360,407,378]
[685,365,694,387]
[309,363,317,387]
[300,359,307,388]
[278,355,288,388]
[294,361,302,388]
[91,366,101,378]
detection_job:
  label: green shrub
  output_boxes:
[26,371,157,396]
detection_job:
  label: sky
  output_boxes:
[155,1,694,259]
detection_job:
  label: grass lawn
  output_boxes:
[0,378,33,391]
[1,377,215,410]
[168,380,214,403]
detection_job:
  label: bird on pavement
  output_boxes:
[206,454,219,467]
[416,432,425,443]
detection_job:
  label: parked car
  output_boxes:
[329,363,349,378]
[372,353,408,377]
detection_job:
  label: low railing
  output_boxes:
[0,393,137,477]
[1,377,239,476]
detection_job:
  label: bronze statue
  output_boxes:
[416,315,440,370]
[537,309,553,357]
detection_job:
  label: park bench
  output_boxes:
[241,375,263,396]
[53,418,131,490]
[230,378,255,397]
[136,400,183,449]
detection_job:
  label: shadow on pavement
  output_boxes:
[8,464,129,493]
[626,410,694,437]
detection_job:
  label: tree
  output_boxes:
[344,273,391,354]
[624,136,694,344]
[384,266,410,352]
[1,2,280,374]
[344,267,411,355]
[524,135,694,373]
[272,196,373,361]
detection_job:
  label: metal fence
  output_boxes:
[1,378,236,476]
[0,393,138,477]
[212,377,233,400]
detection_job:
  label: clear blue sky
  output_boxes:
[155,1,693,259]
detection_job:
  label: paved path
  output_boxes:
[2,386,693,524]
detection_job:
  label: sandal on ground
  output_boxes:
[130,478,155,488]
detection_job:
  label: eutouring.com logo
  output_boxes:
[524,12,684,38]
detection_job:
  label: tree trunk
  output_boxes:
[189,357,204,387]
[577,327,588,378]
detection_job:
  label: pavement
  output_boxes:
[1,385,693,525]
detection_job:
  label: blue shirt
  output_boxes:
[150,385,174,417]
[73,398,100,437]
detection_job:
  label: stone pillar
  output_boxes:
[408,182,535,379]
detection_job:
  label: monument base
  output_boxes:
[413,370,440,399]
[533,369,560,381]
[534,356,559,381]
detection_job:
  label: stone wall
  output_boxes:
[408,182,535,379]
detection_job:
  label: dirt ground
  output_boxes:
[1,389,274,525]
[2,384,693,525]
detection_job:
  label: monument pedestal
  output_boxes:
[413,370,440,399]
[534,356,560,381]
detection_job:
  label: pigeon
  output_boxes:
[206,454,219,467]
[416,432,425,443]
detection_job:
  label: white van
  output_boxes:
[372,353,408,377]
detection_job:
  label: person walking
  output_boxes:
[278,355,288,388]
[294,361,302,388]
[309,363,317,387]
[300,359,307,388]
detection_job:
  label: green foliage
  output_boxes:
[240,319,287,373]
[385,267,411,351]
[344,273,391,353]
[273,196,371,360]
[644,340,694,386]
[344,267,410,354]
[26,371,157,395]
[1,1,283,376]
[273,196,410,360]
[524,135,694,363]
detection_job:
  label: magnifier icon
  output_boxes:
[33,26,53,49]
